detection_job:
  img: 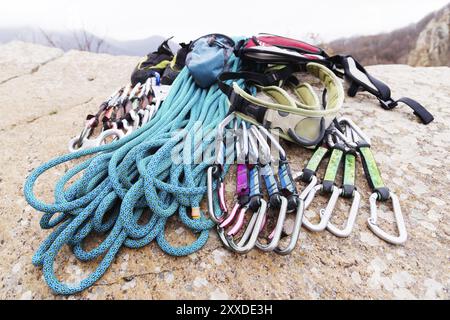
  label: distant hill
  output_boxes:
[0,27,180,56]
[327,3,450,67]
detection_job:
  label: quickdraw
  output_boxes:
[321,121,361,238]
[342,119,408,245]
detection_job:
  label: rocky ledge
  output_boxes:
[0,41,448,300]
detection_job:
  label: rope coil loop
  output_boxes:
[24,56,243,295]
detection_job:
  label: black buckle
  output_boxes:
[378,98,398,110]
[229,90,245,112]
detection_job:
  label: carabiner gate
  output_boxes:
[274,197,305,255]
[303,184,340,232]
[368,192,407,245]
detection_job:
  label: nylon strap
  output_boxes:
[323,146,344,194]
[342,152,357,198]
[357,145,390,201]
[333,55,434,125]
[302,146,329,183]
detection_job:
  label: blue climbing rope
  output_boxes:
[24,55,243,295]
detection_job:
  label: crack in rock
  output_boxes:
[1,97,94,132]
[0,53,65,86]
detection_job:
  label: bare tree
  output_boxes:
[39,28,60,49]
[73,29,105,53]
[37,27,106,53]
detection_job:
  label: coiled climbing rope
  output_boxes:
[24,57,242,295]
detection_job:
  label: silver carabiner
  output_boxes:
[221,199,268,254]
[258,125,286,160]
[207,114,237,225]
[274,198,305,255]
[319,188,361,238]
[368,192,407,245]
[249,126,271,165]
[303,184,340,232]
[293,172,319,200]
[337,117,372,147]
[255,196,288,252]
[68,126,124,152]
[207,166,225,224]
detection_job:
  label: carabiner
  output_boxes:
[368,192,407,245]
[293,172,319,200]
[207,165,225,224]
[303,184,340,232]
[335,117,372,148]
[221,199,268,254]
[220,123,253,238]
[68,126,124,152]
[74,117,96,149]
[321,125,361,238]
[249,126,271,165]
[207,114,236,224]
[320,188,361,238]
[274,197,305,255]
[256,196,288,252]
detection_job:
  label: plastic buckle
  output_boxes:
[229,90,245,112]
[378,98,398,110]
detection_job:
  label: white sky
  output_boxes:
[1,0,448,42]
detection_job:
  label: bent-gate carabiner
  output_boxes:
[256,196,288,252]
[274,197,305,255]
[368,192,407,245]
[321,188,361,238]
[303,184,340,232]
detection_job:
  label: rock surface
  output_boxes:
[408,5,450,67]
[0,41,449,300]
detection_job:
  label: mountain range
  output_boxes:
[0,27,179,56]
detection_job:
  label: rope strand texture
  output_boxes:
[24,57,241,295]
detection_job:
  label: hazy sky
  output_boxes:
[1,0,448,42]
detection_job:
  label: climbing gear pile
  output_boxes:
[24,34,433,295]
